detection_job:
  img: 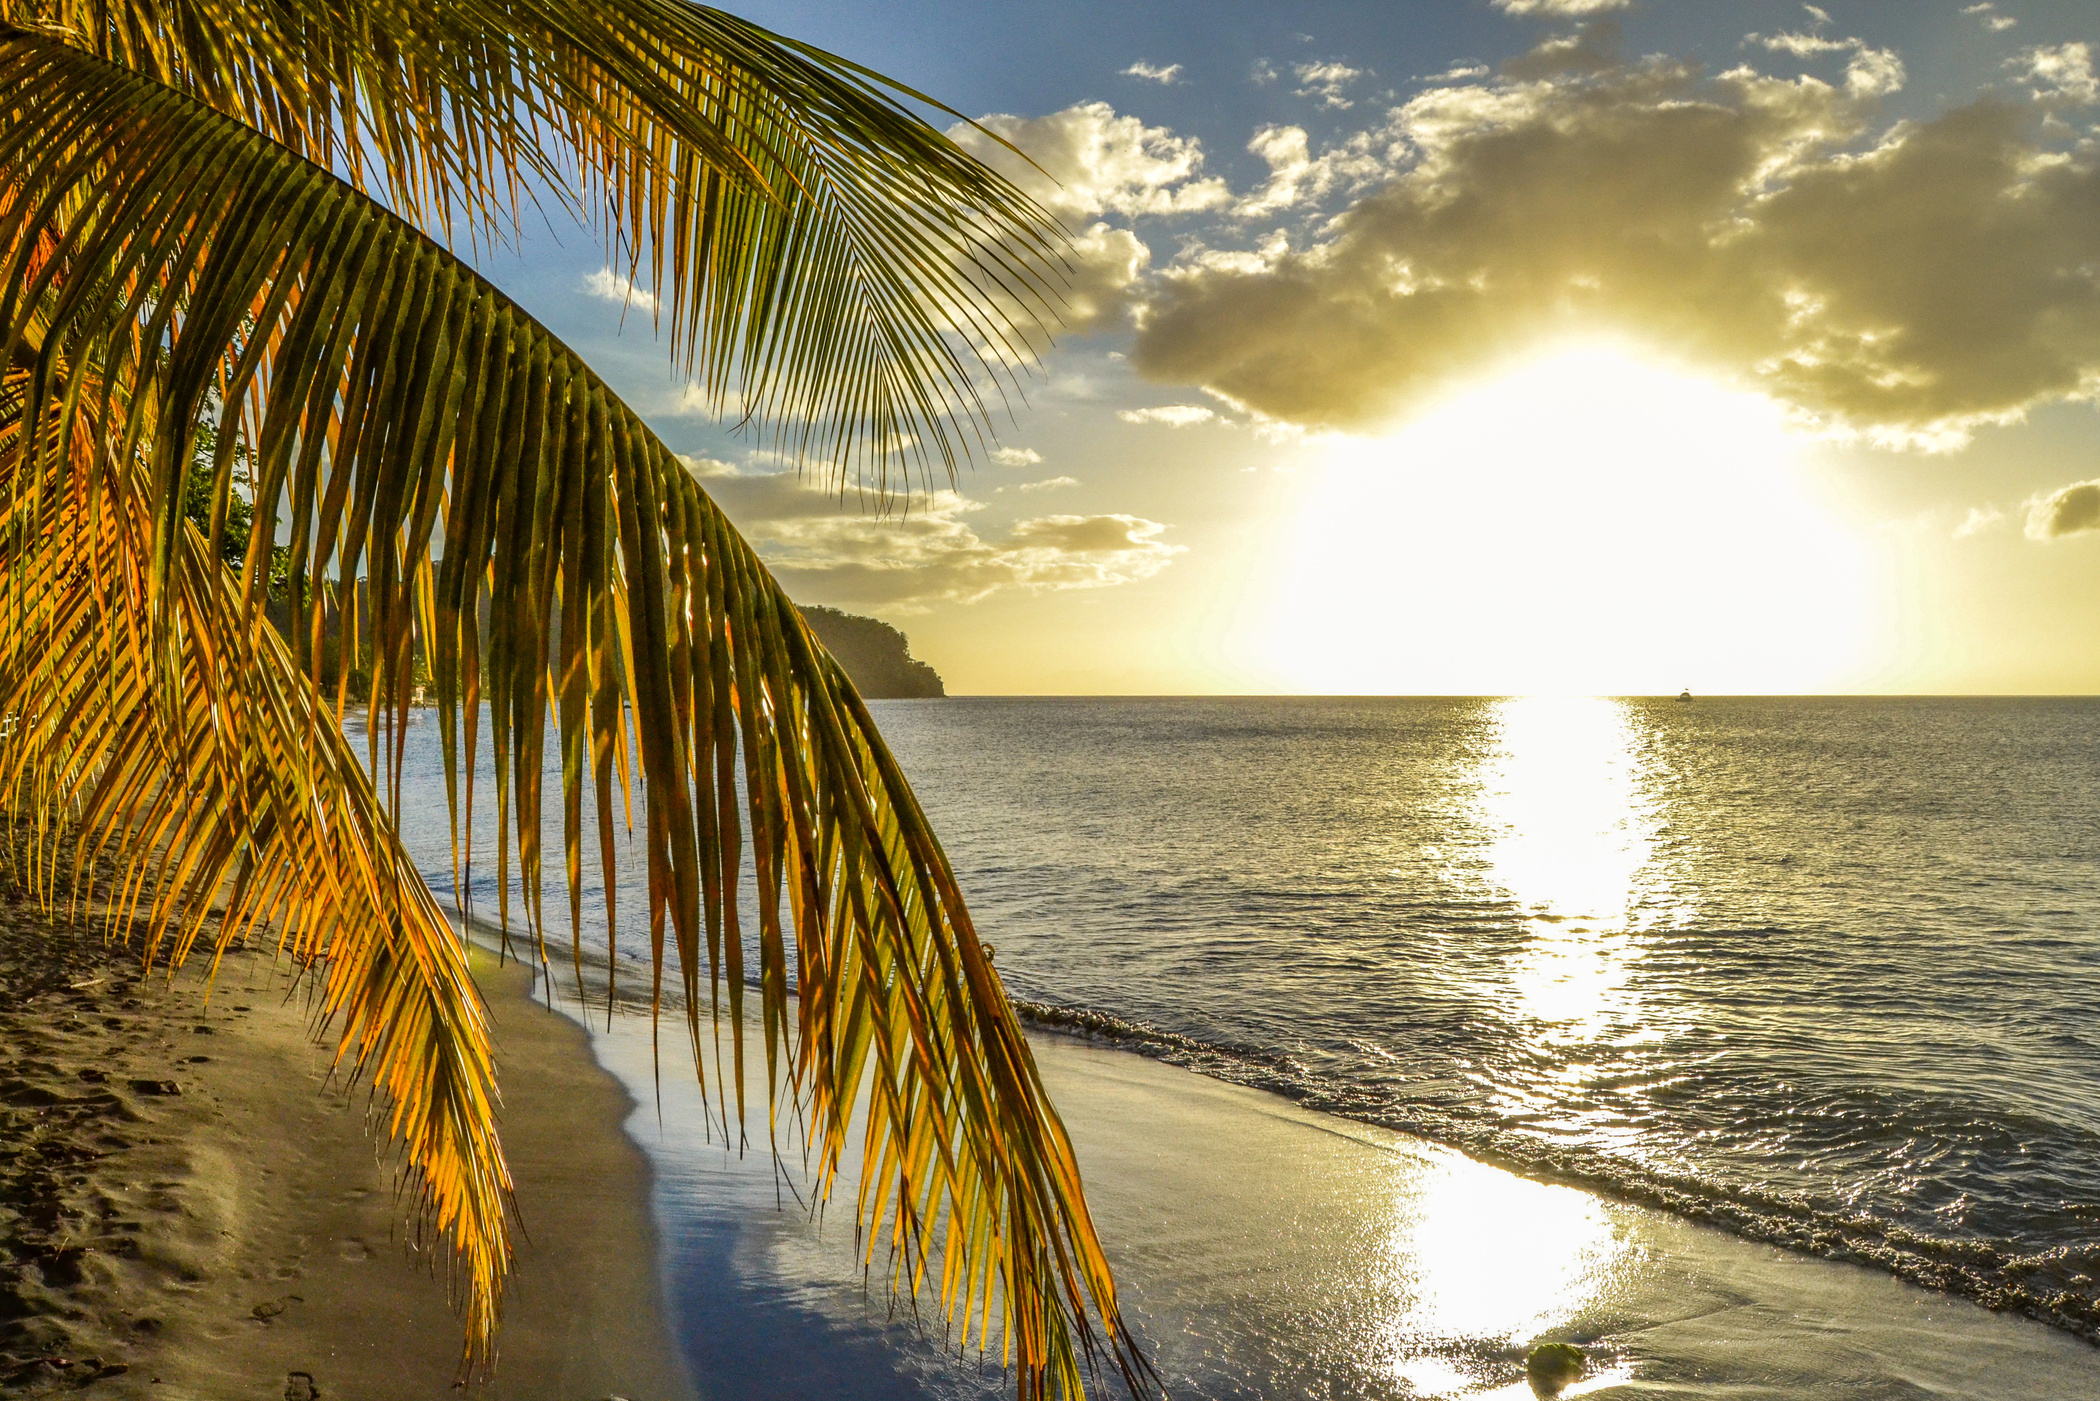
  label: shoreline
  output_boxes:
[590,1009,2100,1400]
[0,909,694,1400]
[16,883,2094,1400]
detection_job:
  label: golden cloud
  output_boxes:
[686,462,1180,607]
[1132,42,2100,448]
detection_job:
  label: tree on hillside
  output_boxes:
[0,3,1146,1395]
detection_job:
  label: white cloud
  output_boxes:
[689,465,1178,607]
[1118,404,1220,428]
[1492,0,1630,13]
[1962,3,2017,32]
[1132,43,2100,448]
[1293,61,1363,110]
[949,103,1228,220]
[581,268,657,313]
[1251,59,1279,86]
[946,104,1229,335]
[2026,479,2100,539]
[1953,504,2006,538]
[1747,25,1907,98]
[1018,476,1081,491]
[990,447,1042,467]
[2012,43,2098,105]
[1843,47,1906,98]
[1233,124,1396,218]
[1755,32,1852,58]
[1123,61,1183,85]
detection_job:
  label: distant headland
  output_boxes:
[801,606,946,698]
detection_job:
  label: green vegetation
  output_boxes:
[802,606,947,698]
[0,2,1142,1394]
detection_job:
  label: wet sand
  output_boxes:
[0,908,694,1400]
[11,871,2097,1400]
[609,1024,2100,1400]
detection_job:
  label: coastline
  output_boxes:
[596,1014,2100,1400]
[0,909,693,1400]
[16,876,2090,1400]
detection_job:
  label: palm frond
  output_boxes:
[0,29,1144,1397]
[0,335,512,1352]
[1,0,1071,492]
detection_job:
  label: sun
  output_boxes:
[1259,344,1878,695]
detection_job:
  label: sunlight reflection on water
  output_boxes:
[1374,1143,1640,1395]
[1482,697,1682,1056]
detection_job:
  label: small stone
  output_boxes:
[252,1300,286,1321]
[1526,1342,1586,1398]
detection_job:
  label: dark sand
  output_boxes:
[0,908,695,1400]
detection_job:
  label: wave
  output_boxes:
[1007,994,2100,1348]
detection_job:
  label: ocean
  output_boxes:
[383,695,2100,1392]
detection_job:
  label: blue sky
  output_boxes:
[485,1,2100,693]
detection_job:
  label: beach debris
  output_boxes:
[284,1372,320,1401]
[1526,1342,1586,1397]
[253,1299,287,1321]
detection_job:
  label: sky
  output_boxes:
[489,0,2100,695]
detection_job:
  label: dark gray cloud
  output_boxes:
[1133,41,2100,449]
[2026,478,2100,538]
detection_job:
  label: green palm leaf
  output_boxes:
[0,20,1145,1400]
[8,0,1068,489]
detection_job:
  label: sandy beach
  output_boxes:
[8,880,2098,1401]
[0,907,693,1400]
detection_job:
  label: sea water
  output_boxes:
[380,696,2100,1386]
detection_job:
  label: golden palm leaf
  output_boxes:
[0,13,1145,1400]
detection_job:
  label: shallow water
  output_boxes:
[867,697,2100,1342]
[382,695,2100,1369]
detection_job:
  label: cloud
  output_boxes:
[1293,61,1363,110]
[1054,222,1153,332]
[1746,23,1907,98]
[1118,404,1219,427]
[1963,3,2018,31]
[990,447,1042,467]
[1017,475,1080,491]
[689,464,1178,607]
[1234,124,1395,217]
[1251,59,1279,86]
[1492,0,1630,14]
[1123,61,1183,85]
[1954,504,2006,538]
[947,103,1228,334]
[581,268,657,313]
[2025,479,2100,539]
[949,103,1228,220]
[1132,45,2100,449]
[2012,43,2098,105]
[1501,20,1623,80]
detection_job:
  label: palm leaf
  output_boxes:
[0,28,1145,1398]
[6,0,1070,492]
[0,337,512,1348]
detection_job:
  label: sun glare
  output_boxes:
[1261,345,1876,695]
